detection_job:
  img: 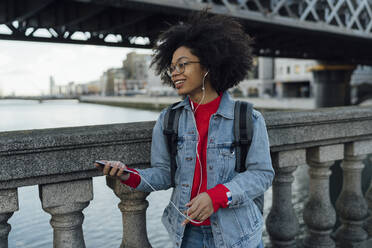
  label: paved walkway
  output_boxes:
[80,95,316,110]
[235,97,315,110]
[80,95,372,110]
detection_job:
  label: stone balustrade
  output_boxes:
[1,106,372,248]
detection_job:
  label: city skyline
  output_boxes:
[0,40,151,96]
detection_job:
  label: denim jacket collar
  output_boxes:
[172,91,234,119]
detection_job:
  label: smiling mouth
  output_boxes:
[174,80,185,88]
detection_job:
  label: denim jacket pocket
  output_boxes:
[230,200,263,248]
[217,143,235,181]
[229,198,262,230]
[231,228,262,248]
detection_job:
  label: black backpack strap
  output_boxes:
[234,101,264,214]
[163,102,182,188]
[233,101,253,173]
[253,195,264,215]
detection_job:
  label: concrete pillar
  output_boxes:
[0,189,18,248]
[303,145,343,248]
[39,179,93,248]
[106,176,151,248]
[266,149,305,247]
[335,141,372,247]
[310,64,355,108]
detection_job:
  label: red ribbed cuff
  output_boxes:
[206,184,230,212]
[120,168,141,188]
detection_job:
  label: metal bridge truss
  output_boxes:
[0,0,167,48]
[1,0,372,64]
[202,0,372,63]
[207,0,372,37]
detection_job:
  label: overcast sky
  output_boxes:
[0,40,151,96]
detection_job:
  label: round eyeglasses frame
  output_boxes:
[166,61,200,77]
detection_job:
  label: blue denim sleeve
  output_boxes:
[135,109,172,192]
[223,110,274,208]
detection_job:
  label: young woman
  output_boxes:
[95,11,274,248]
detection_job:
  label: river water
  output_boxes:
[1,99,310,248]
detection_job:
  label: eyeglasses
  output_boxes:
[166,61,200,77]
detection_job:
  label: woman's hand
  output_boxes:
[182,192,214,225]
[94,160,130,181]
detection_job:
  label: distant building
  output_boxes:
[122,52,150,95]
[350,66,372,104]
[104,70,115,96]
[102,68,126,96]
[49,76,56,96]
[75,80,101,95]
[237,57,372,99]
[123,52,148,80]
[351,66,372,85]
[78,51,167,97]
[121,51,165,95]
[67,82,75,96]
[58,85,66,96]
[274,58,316,98]
[143,54,174,96]
[239,57,316,98]
[237,57,275,98]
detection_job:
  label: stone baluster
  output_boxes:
[106,176,151,248]
[303,144,343,248]
[334,141,371,247]
[39,179,93,248]
[266,149,306,247]
[366,153,372,237]
[332,141,371,240]
[0,189,18,248]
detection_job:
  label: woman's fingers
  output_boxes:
[110,161,122,176]
[182,200,202,225]
[182,193,214,225]
[102,163,112,175]
[186,200,199,217]
[109,166,118,176]
[117,167,124,176]
[185,196,197,207]
[96,161,130,181]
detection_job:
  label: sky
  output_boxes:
[0,40,151,96]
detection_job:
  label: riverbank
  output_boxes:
[79,95,179,111]
[79,95,316,111]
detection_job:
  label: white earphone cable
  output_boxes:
[123,170,203,224]
[192,71,208,195]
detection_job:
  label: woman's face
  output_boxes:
[170,46,208,97]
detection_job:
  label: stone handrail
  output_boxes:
[1,105,372,247]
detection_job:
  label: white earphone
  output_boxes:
[202,71,209,91]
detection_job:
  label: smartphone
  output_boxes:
[94,160,133,174]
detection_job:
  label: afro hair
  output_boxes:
[151,10,254,93]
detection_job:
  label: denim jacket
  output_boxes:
[136,92,274,248]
